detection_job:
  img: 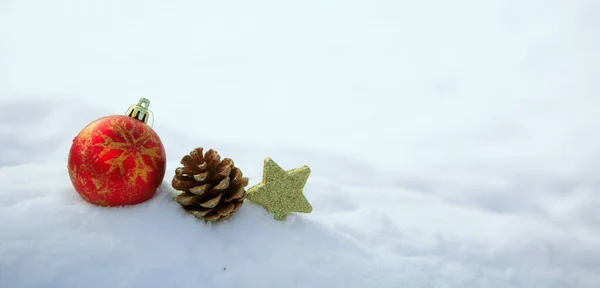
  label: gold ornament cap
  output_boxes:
[126,98,154,127]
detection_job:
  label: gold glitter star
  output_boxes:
[246,158,312,221]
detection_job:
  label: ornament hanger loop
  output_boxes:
[126,98,155,127]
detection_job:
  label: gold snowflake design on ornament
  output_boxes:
[78,120,102,157]
[95,118,162,187]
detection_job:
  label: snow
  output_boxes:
[1,0,600,287]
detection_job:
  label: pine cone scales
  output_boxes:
[172,147,249,222]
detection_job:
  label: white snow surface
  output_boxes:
[1,1,600,287]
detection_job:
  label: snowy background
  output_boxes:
[1,0,600,287]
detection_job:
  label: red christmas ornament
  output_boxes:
[67,98,167,207]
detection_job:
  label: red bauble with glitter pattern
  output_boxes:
[68,113,166,207]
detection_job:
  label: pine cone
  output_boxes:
[172,147,249,222]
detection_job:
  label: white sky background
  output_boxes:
[1,0,599,175]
